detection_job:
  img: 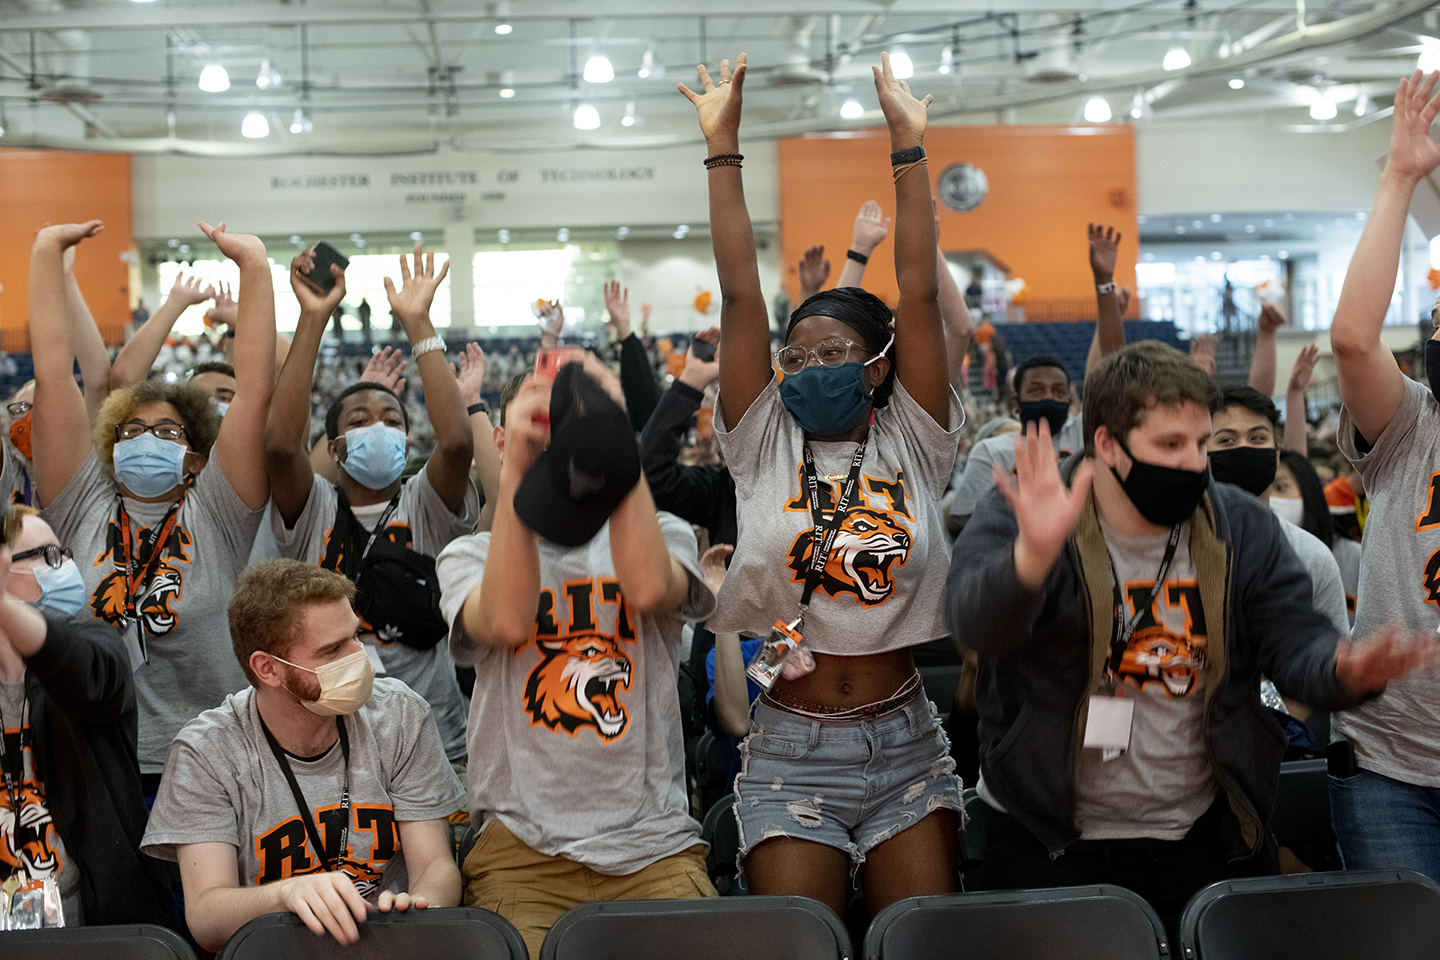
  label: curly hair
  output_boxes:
[93,378,222,475]
[230,559,356,686]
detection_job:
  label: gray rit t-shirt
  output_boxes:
[42,451,262,772]
[272,471,478,761]
[0,681,82,926]
[141,679,464,896]
[949,415,1084,527]
[1336,377,1440,786]
[1074,519,1220,841]
[1277,516,1350,638]
[0,440,33,507]
[436,514,715,875]
[710,378,962,655]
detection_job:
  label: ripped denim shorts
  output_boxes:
[732,684,963,872]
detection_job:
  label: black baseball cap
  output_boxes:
[513,363,641,547]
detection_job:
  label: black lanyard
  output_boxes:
[358,495,401,560]
[0,693,28,837]
[261,715,351,875]
[799,442,868,612]
[116,496,184,663]
[1107,523,1183,676]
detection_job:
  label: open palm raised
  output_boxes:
[679,53,746,149]
[1388,70,1440,183]
[993,420,1094,589]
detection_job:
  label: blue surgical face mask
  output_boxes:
[214,400,229,418]
[341,423,407,490]
[31,558,86,618]
[778,331,893,437]
[113,433,189,498]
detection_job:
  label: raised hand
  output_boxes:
[1288,344,1320,394]
[1258,303,1286,334]
[680,326,721,390]
[1190,333,1218,377]
[873,51,931,149]
[167,273,218,309]
[798,245,831,299]
[852,200,892,256]
[1336,623,1440,696]
[993,419,1094,590]
[603,281,632,340]
[679,53,747,150]
[289,248,347,319]
[500,377,552,481]
[361,346,408,394]
[198,221,267,264]
[207,282,238,328]
[455,342,487,404]
[1087,223,1122,282]
[700,543,734,596]
[34,220,103,251]
[384,242,449,335]
[1386,70,1440,183]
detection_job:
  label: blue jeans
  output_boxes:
[1329,768,1440,882]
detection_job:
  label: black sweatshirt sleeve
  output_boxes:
[23,615,134,725]
[619,333,662,433]
[640,380,723,532]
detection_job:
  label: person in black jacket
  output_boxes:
[0,511,174,928]
[945,341,1436,941]
[602,281,661,433]
[639,326,736,549]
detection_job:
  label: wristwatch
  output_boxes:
[411,335,446,358]
[467,401,490,417]
[890,145,926,166]
[1095,281,1116,295]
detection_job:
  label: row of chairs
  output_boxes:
[5,869,1439,960]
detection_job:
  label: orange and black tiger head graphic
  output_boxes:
[524,634,632,741]
[0,782,60,879]
[90,521,191,635]
[1118,624,1207,698]
[786,505,911,605]
[1424,546,1440,609]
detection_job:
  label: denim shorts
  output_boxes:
[732,689,963,871]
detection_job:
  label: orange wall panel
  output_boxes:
[0,150,133,351]
[778,125,1136,317]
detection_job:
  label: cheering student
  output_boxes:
[264,244,476,762]
[29,220,274,784]
[680,51,964,919]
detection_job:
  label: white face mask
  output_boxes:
[272,649,375,716]
[1269,496,1305,528]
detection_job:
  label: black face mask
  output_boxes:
[1208,445,1278,498]
[1426,339,1440,406]
[1112,437,1210,527]
[1018,399,1070,438]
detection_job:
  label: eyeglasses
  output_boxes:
[11,544,72,569]
[774,337,869,377]
[7,402,31,418]
[116,421,188,443]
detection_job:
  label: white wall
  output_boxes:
[618,235,783,336]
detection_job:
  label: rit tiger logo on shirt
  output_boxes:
[780,464,913,606]
[0,729,63,882]
[1115,578,1208,698]
[1415,473,1440,607]
[254,803,396,896]
[91,521,191,636]
[523,578,636,743]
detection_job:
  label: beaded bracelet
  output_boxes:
[891,157,928,184]
[704,153,744,169]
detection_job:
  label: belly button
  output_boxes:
[841,683,853,696]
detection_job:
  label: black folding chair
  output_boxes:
[1179,869,1440,960]
[1,923,195,960]
[539,896,851,960]
[217,907,526,960]
[863,887,1171,960]
[701,793,744,896]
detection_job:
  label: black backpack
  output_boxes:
[333,486,448,651]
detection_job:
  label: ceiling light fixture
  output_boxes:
[494,1,513,35]
[256,59,281,88]
[621,100,643,127]
[583,54,614,84]
[938,46,954,75]
[1354,91,1372,116]
[1083,97,1111,123]
[1309,98,1337,120]
[616,226,630,239]
[289,107,311,133]
[840,98,865,120]
[1420,39,1440,73]
[1228,78,1244,89]
[638,48,664,79]
[241,110,270,138]
[573,103,600,130]
[557,228,570,242]
[888,49,914,80]
[199,64,230,93]
[1162,47,1191,71]
[498,229,511,243]
[499,68,516,98]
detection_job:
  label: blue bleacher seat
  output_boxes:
[990,320,1185,390]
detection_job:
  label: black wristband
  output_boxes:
[846,249,870,266]
[889,145,926,166]
[467,401,489,417]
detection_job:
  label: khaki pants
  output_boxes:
[463,819,717,958]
